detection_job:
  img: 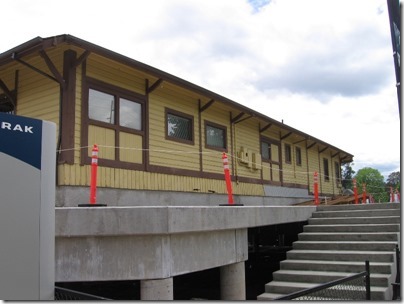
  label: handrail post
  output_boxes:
[365,260,371,300]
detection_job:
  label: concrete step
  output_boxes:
[298,232,399,242]
[316,203,400,212]
[292,241,398,251]
[286,250,395,263]
[264,280,318,294]
[280,259,394,274]
[308,216,400,225]
[261,283,389,301]
[257,292,284,301]
[272,269,391,286]
[303,223,400,233]
[312,209,399,218]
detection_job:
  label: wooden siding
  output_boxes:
[233,119,261,179]
[88,125,115,160]
[148,84,200,171]
[57,163,263,195]
[119,132,143,163]
[201,104,231,174]
[16,48,61,126]
[86,54,147,96]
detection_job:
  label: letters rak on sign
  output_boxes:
[0,113,42,170]
[1,121,34,133]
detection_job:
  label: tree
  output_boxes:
[341,163,355,190]
[354,167,388,202]
[386,171,400,191]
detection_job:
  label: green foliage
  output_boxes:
[354,167,388,202]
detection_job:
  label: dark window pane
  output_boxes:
[296,147,302,165]
[285,144,291,163]
[261,142,270,160]
[324,158,330,181]
[89,89,115,124]
[167,113,192,141]
[120,98,141,130]
[206,125,225,148]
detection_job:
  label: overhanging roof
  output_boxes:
[0,34,354,163]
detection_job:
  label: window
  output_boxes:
[89,88,142,130]
[83,79,145,168]
[120,98,142,130]
[261,141,271,160]
[323,158,330,181]
[335,161,341,183]
[89,89,115,124]
[166,109,194,144]
[205,121,226,150]
[261,137,280,163]
[285,144,292,163]
[295,147,302,166]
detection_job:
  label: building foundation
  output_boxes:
[140,277,173,300]
[220,261,246,300]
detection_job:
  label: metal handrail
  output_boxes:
[55,286,111,300]
[275,261,370,300]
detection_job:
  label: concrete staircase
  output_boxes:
[257,203,400,301]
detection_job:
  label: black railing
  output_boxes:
[275,261,371,300]
[55,286,111,300]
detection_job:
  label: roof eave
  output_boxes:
[0,34,354,163]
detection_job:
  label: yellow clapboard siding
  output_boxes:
[148,89,200,171]
[86,54,146,95]
[88,125,115,160]
[232,119,261,179]
[58,163,264,196]
[119,132,143,163]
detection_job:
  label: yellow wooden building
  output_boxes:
[0,35,353,205]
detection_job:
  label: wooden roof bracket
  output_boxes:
[199,99,215,113]
[319,146,329,154]
[293,138,307,145]
[234,114,253,125]
[331,152,340,158]
[39,50,65,88]
[259,123,272,133]
[0,79,15,106]
[307,142,317,150]
[11,51,65,87]
[74,50,91,68]
[147,78,164,94]
[280,132,292,140]
[231,112,245,124]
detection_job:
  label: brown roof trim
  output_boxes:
[0,34,353,162]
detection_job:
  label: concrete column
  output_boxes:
[220,262,246,300]
[140,277,173,300]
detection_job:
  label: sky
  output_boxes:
[0,0,401,180]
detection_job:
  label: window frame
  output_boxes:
[82,78,146,169]
[87,80,145,136]
[323,158,330,182]
[165,108,194,145]
[334,161,341,183]
[295,146,302,166]
[260,137,281,164]
[285,144,292,164]
[204,120,227,151]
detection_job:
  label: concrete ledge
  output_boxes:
[55,206,316,237]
